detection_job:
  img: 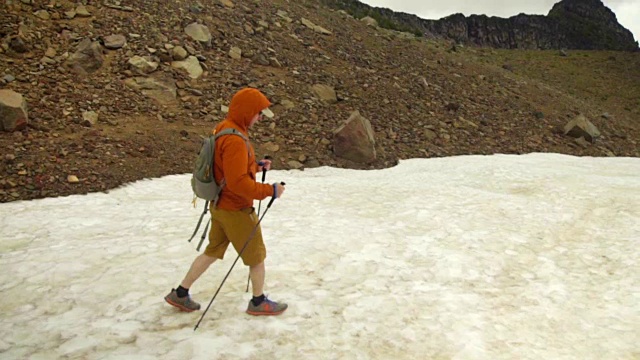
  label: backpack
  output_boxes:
[191,128,248,202]
[188,128,248,250]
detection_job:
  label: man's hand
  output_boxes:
[273,182,285,198]
[257,159,272,172]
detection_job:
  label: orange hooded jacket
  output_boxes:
[212,88,275,211]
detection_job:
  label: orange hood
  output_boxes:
[226,88,271,132]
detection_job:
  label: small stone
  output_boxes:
[184,23,212,45]
[3,75,15,83]
[219,0,234,8]
[281,99,295,110]
[103,35,127,50]
[45,48,57,58]
[76,5,91,17]
[67,175,80,183]
[82,111,99,127]
[229,47,242,60]
[171,46,188,61]
[287,160,304,169]
[34,10,50,20]
[128,56,158,74]
[264,142,280,152]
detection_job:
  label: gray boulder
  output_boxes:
[333,110,377,164]
[564,114,601,143]
[66,38,104,75]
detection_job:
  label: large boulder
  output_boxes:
[564,114,601,143]
[0,90,28,132]
[333,110,377,164]
[66,38,104,75]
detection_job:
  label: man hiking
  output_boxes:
[165,88,288,316]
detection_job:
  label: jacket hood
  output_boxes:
[226,88,272,132]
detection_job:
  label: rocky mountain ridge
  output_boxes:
[323,0,639,51]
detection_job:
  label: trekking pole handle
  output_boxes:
[258,155,271,182]
[268,182,285,208]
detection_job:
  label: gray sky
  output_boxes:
[359,0,640,43]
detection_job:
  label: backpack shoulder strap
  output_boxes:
[213,128,250,153]
[214,128,247,141]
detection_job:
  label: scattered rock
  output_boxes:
[128,56,159,74]
[171,46,188,61]
[45,47,57,58]
[0,90,29,132]
[3,75,15,83]
[312,84,337,103]
[82,111,99,127]
[103,35,127,50]
[264,142,280,152]
[252,53,270,66]
[185,23,212,45]
[574,137,591,148]
[281,99,295,110]
[229,47,242,60]
[219,0,234,8]
[34,10,50,20]
[301,18,332,35]
[361,16,378,27]
[9,37,29,53]
[333,110,377,164]
[76,5,92,17]
[445,103,461,112]
[276,10,293,23]
[66,39,105,75]
[287,160,304,169]
[67,175,80,184]
[124,76,177,104]
[171,56,203,79]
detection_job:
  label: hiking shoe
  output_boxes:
[246,297,288,316]
[164,289,201,312]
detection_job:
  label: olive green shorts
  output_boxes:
[204,207,266,266]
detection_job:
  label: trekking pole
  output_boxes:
[247,155,270,293]
[194,182,285,331]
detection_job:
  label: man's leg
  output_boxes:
[249,261,265,297]
[166,213,228,312]
[181,253,217,289]
[246,260,287,315]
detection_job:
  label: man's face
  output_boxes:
[248,113,262,127]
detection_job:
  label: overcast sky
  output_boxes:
[359,0,640,42]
